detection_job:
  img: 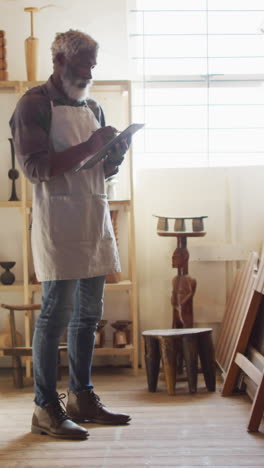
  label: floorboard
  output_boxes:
[0,368,263,467]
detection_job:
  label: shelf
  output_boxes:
[0,81,22,92]
[26,199,131,209]
[0,282,24,292]
[28,283,41,293]
[105,280,132,291]
[94,345,133,356]
[0,201,22,207]
[28,280,133,294]
[109,199,130,207]
[0,80,130,93]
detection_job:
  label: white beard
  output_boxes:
[61,75,92,102]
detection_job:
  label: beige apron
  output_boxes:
[31,101,120,281]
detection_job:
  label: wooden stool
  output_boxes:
[142,328,216,395]
[0,303,67,388]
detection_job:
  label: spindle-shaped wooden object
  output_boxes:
[24,7,39,81]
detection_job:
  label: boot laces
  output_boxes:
[50,393,69,422]
[89,391,103,408]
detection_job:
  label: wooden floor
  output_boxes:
[0,368,263,468]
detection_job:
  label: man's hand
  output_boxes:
[106,135,131,166]
[103,136,131,179]
[87,126,117,154]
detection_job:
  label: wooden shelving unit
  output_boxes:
[0,80,139,375]
[0,201,22,207]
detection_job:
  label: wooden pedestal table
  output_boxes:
[142,328,216,395]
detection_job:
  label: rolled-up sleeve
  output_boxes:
[9,93,52,184]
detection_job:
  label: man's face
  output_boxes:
[60,49,97,101]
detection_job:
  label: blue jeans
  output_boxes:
[32,276,105,407]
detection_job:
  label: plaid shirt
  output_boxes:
[9,76,114,184]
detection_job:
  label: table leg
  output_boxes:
[197,331,216,392]
[159,337,177,395]
[182,335,198,393]
[143,335,161,392]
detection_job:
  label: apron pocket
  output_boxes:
[49,194,113,243]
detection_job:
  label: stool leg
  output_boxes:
[176,340,184,375]
[159,337,177,395]
[143,336,161,392]
[182,335,198,393]
[13,356,24,388]
[197,331,216,392]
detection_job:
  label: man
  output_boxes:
[10,29,131,440]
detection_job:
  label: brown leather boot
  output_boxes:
[66,390,131,425]
[31,393,89,439]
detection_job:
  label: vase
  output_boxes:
[0,261,16,285]
[111,320,132,348]
[95,320,107,348]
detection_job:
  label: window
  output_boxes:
[129,0,264,168]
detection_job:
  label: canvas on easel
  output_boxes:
[216,251,259,375]
[221,255,264,432]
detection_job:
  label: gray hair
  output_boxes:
[51,29,98,62]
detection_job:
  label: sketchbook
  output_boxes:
[75,123,145,171]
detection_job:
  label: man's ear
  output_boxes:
[55,53,66,67]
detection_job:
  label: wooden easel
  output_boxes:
[222,255,264,432]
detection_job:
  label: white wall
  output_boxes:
[0,0,264,361]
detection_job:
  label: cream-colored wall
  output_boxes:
[0,1,264,363]
[134,167,264,340]
[1,0,129,81]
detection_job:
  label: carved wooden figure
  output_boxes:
[154,215,207,330]
[171,237,197,328]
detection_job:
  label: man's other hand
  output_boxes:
[106,135,131,166]
[88,126,117,154]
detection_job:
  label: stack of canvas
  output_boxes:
[0,31,8,80]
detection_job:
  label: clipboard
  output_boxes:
[75,123,145,171]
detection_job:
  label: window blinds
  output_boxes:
[129,0,264,168]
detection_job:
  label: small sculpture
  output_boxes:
[0,261,16,285]
[111,320,131,348]
[95,320,107,348]
[170,240,196,373]
[8,138,19,201]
